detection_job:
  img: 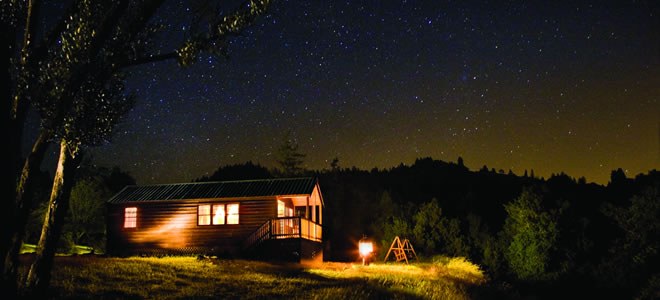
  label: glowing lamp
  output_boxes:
[359,237,373,265]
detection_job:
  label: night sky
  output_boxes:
[81,1,658,185]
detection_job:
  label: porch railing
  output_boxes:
[244,217,322,249]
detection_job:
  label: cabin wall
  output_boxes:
[107,198,277,256]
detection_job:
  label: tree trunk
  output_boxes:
[25,140,81,295]
[4,0,42,278]
[3,16,19,285]
[3,130,51,292]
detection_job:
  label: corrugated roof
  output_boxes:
[108,177,317,203]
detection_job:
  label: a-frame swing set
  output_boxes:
[383,236,418,264]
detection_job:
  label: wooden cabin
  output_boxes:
[106,177,324,262]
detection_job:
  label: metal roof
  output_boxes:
[108,177,317,204]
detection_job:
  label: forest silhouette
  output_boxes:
[197,158,659,299]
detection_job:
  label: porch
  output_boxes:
[244,216,322,249]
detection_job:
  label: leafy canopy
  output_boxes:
[503,188,558,280]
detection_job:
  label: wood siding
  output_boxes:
[107,198,277,255]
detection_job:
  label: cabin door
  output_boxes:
[277,200,295,235]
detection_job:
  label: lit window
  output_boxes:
[199,203,239,225]
[278,200,286,217]
[213,204,225,225]
[124,207,137,228]
[227,204,239,224]
[198,204,211,225]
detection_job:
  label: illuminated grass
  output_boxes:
[20,243,97,255]
[308,258,486,299]
[19,256,486,299]
[19,243,36,254]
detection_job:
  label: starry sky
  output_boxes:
[81,0,658,185]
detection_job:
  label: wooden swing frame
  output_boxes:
[383,236,418,264]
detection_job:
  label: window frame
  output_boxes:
[198,203,239,226]
[212,204,226,225]
[124,207,137,229]
[226,203,239,225]
[198,204,212,226]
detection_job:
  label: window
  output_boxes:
[212,204,225,225]
[198,204,211,225]
[124,207,137,228]
[279,200,295,218]
[295,206,306,217]
[199,203,238,225]
[227,204,239,224]
[278,200,286,217]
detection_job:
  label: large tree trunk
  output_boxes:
[25,140,81,295]
[2,26,18,293]
[3,0,42,279]
[3,130,51,292]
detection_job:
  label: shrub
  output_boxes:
[502,188,558,281]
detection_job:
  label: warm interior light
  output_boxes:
[213,204,225,225]
[227,203,239,224]
[198,204,211,225]
[278,200,286,217]
[124,207,137,228]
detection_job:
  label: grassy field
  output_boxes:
[17,255,488,299]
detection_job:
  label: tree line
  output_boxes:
[320,159,658,299]
[18,129,659,298]
[198,153,658,299]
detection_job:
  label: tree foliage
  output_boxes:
[276,131,306,176]
[196,161,272,182]
[4,0,272,294]
[67,178,110,252]
[412,198,469,257]
[600,186,660,293]
[502,188,558,280]
[311,159,656,297]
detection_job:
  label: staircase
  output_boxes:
[244,219,273,250]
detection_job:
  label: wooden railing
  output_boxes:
[244,217,322,249]
[244,219,272,249]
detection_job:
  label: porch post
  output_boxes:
[311,194,316,223]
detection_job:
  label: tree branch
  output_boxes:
[20,0,41,63]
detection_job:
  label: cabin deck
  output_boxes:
[244,216,322,247]
[244,216,323,262]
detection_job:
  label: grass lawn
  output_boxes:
[18,255,488,299]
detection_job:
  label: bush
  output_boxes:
[600,187,660,295]
[67,178,110,252]
[378,216,413,261]
[413,198,469,257]
[502,188,558,281]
